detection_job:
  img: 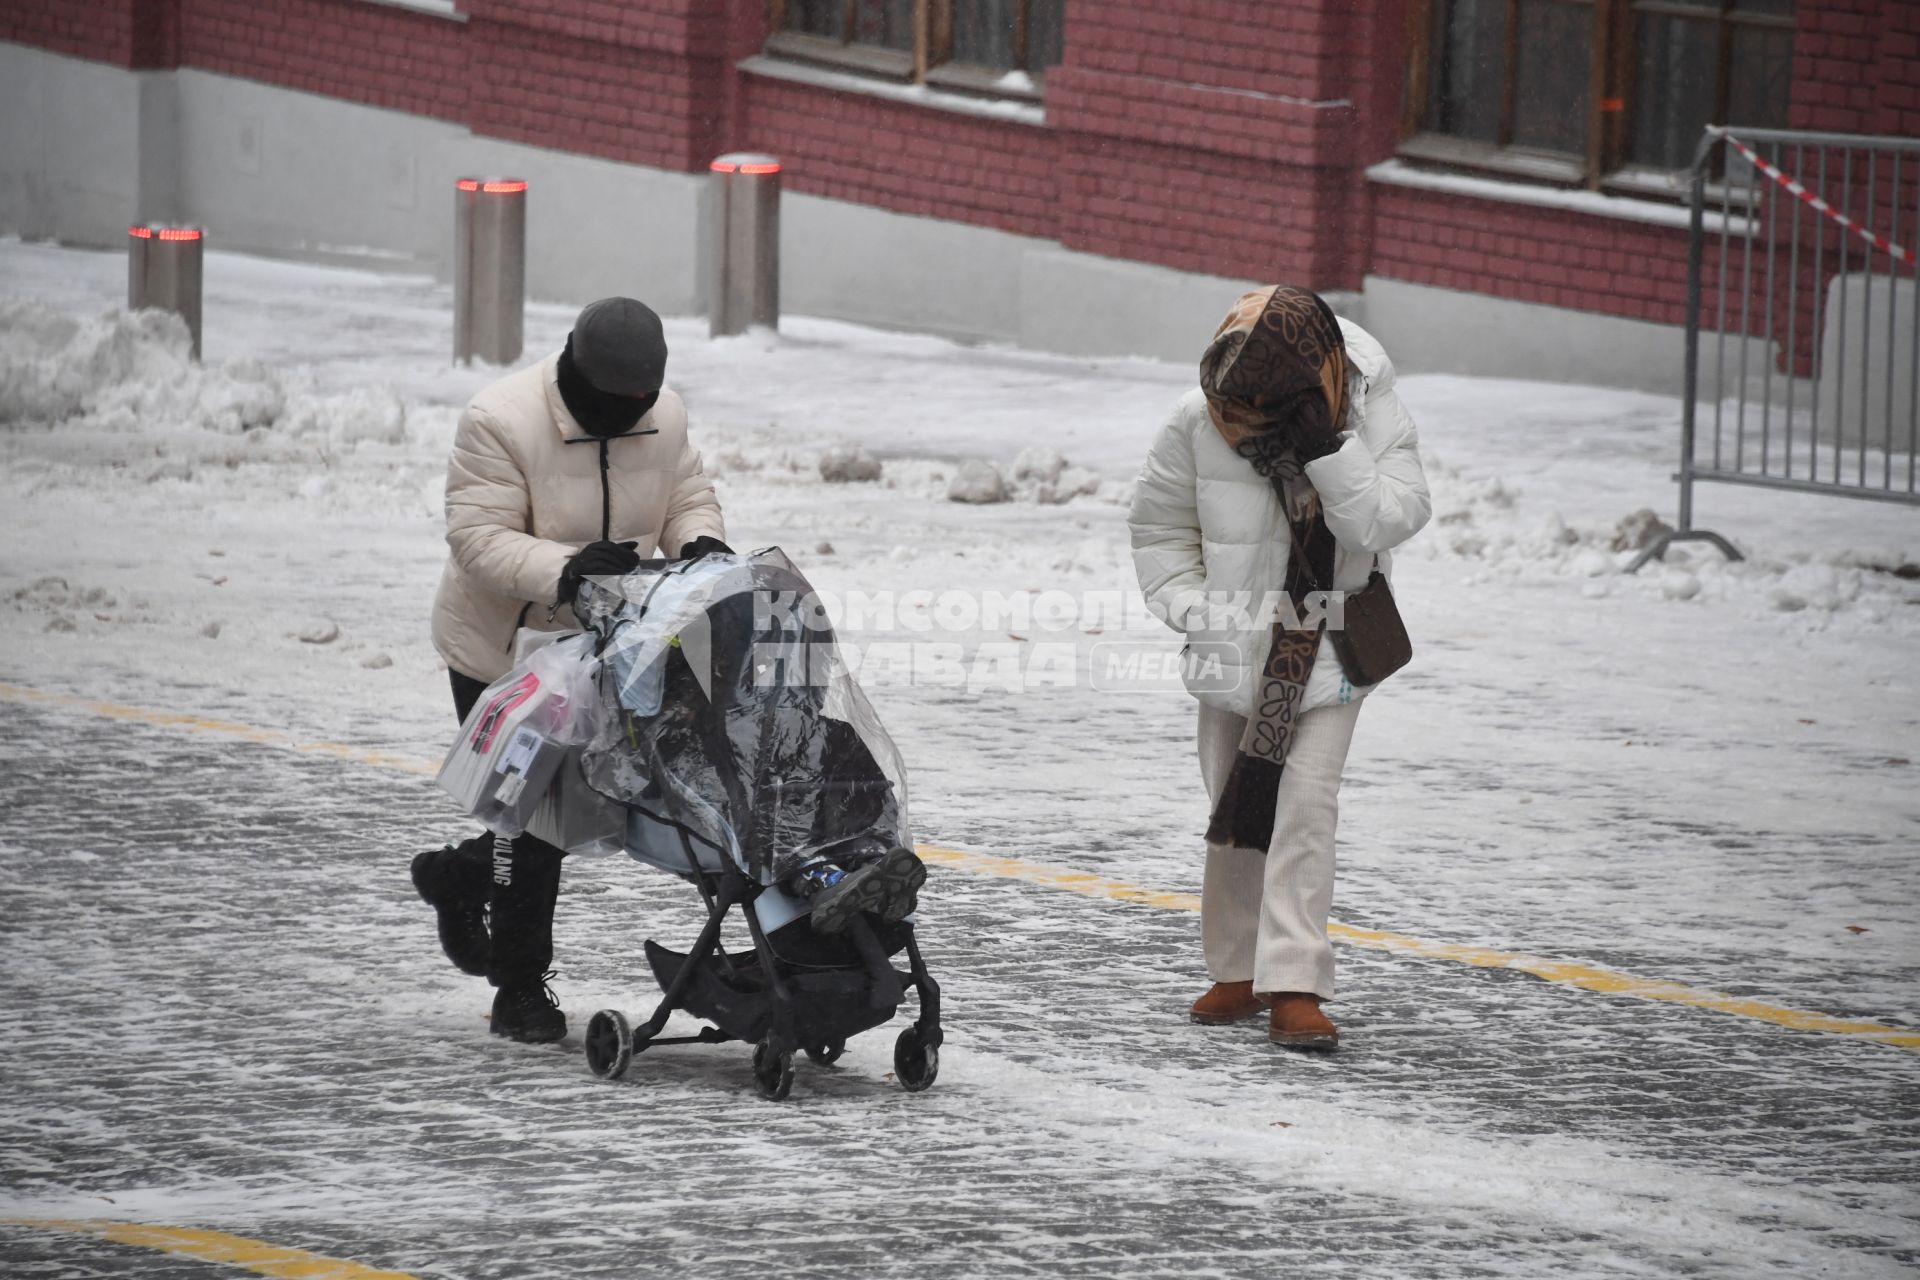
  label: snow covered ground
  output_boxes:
[1,237,1916,1277]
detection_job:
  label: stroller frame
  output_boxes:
[583,825,943,1101]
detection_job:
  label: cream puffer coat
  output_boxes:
[1128,319,1432,718]
[430,352,726,683]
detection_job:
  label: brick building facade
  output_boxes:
[3,0,1915,372]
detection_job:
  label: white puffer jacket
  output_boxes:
[1128,319,1431,717]
[430,352,726,683]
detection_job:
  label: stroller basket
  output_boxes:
[644,939,903,1050]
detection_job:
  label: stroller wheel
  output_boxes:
[804,1039,846,1067]
[893,1027,939,1093]
[752,1038,796,1101]
[584,1009,633,1080]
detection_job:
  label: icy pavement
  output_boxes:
[2,238,1918,1276]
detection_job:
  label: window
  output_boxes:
[766,0,1065,96]
[1403,0,1794,188]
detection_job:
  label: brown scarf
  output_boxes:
[1200,286,1349,852]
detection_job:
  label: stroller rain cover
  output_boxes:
[573,549,910,885]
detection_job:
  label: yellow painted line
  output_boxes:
[914,844,1920,1051]
[0,683,437,776]
[4,1219,414,1278]
[7,681,1916,1053]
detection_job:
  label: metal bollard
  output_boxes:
[128,224,204,360]
[453,177,527,365]
[708,153,781,337]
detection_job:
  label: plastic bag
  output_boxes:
[438,633,604,837]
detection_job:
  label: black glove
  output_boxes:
[556,540,640,607]
[1288,389,1344,462]
[677,535,733,562]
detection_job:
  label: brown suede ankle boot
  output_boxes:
[1190,980,1266,1025]
[1267,993,1338,1051]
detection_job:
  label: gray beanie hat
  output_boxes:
[570,297,668,397]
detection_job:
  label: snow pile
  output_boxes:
[939,446,1109,506]
[1010,446,1066,485]
[0,299,412,467]
[1009,446,1102,504]
[0,301,204,426]
[817,443,882,483]
[947,458,1008,504]
[1412,453,1920,622]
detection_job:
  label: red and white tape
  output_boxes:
[1723,132,1914,267]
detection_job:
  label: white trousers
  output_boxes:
[1195,698,1362,1000]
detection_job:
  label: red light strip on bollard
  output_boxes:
[710,161,782,175]
[739,163,781,175]
[456,180,527,194]
[129,226,153,238]
[1723,132,1913,266]
[129,227,203,241]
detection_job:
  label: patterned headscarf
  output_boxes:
[1198,285,1350,482]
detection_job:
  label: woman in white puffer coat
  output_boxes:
[1128,285,1430,1051]
[414,297,727,1047]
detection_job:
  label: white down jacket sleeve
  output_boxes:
[1303,355,1432,554]
[1128,404,1209,633]
[444,405,574,605]
[658,438,726,555]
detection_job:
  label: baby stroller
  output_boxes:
[561,549,942,1101]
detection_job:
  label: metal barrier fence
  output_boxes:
[1630,126,1920,572]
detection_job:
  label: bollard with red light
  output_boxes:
[128,224,205,360]
[708,153,782,337]
[453,177,528,365]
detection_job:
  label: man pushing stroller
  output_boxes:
[411,298,924,1044]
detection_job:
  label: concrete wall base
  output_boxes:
[1360,276,1697,396]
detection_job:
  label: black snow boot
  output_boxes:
[490,973,567,1044]
[411,837,492,976]
[804,846,926,935]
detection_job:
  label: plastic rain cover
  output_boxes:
[573,549,909,884]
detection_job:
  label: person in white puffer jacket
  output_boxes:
[414,297,728,1046]
[1129,285,1430,1051]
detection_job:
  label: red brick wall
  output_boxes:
[1056,135,1354,284]
[1869,2,1920,138]
[739,75,1058,239]
[1063,1,1349,101]
[0,0,141,66]
[466,18,722,171]
[466,0,726,58]
[1041,0,1386,288]
[4,0,1904,332]
[1789,0,1879,134]
[1370,186,1695,326]
[180,0,471,123]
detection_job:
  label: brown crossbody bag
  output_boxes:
[1285,521,1412,687]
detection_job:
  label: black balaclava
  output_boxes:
[556,297,669,438]
[557,337,658,437]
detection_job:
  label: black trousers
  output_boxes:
[451,669,567,986]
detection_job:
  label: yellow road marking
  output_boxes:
[913,845,1920,1050]
[0,683,437,776]
[4,1219,414,1278]
[6,681,1916,1053]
